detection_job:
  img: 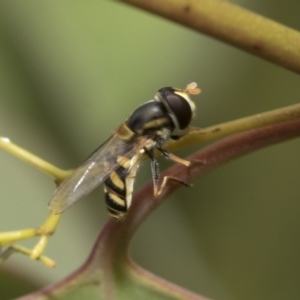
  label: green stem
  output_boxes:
[119,0,300,74]
[0,137,71,182]
[166,103,300,151]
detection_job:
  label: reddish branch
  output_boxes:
[20,118,300,300]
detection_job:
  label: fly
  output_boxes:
[49,82,201,220]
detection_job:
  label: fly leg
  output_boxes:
[155,176,191,197]
[143,148,160,196]
[156,147,192,196]
[157,147,190,167]
[144,148,191,197]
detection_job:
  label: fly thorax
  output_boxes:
[116,123,136,142]
[126,101,174,135]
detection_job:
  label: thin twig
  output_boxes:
[0,137,71,182]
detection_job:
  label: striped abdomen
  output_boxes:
[104,154,139,221]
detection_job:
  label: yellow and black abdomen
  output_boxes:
[104,153,140,221]
[104,165,128,220]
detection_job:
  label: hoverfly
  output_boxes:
[49,83,201,220]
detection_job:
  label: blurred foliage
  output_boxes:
[0,1,300,300]
[0,268,39,299]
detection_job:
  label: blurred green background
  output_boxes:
[0,1,300,299]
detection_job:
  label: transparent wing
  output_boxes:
[49,134,147,214]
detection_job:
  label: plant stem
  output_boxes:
[119,0,300,74]
[0,137,71,182]
[119,118,300,247]
[167,103,300,151]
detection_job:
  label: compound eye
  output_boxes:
[160,88,193,129]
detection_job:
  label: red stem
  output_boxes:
[19,119,300,300]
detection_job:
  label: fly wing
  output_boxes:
[49,134,147,214]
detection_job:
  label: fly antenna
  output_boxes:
[184,82,201,95]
